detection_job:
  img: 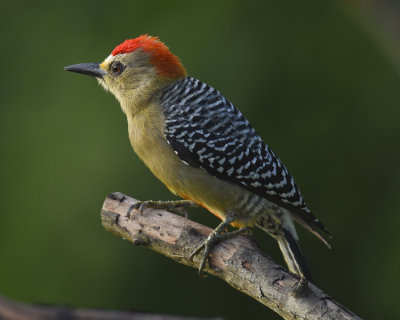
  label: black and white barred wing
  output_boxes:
[161,77,330,238]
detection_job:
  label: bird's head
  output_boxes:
[65,35,186,113]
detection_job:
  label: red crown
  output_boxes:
[111,35,186,78]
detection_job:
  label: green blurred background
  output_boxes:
[0,0,399,319]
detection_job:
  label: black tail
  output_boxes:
[277,227,313,282]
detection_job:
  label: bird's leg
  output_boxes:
[190,212,250,277]
[292,277,310,298]
[127,200,197,218]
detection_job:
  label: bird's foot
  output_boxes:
[292,277,309,298]
[189,213,250,277]
[127,199,197,218]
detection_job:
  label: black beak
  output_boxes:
[64,63,106,78]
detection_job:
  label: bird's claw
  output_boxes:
[292,277,309,297]
[189,244,204,261]
[126,202,144,218]
[135,201,148,213]
[190,240,210,278]
[189,226,250,277]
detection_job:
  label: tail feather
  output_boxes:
[278,227,313,282]
[291,213,331,249]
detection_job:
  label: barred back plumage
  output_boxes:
[160,76,329,238]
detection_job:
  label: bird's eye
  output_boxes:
[110,61,125,75]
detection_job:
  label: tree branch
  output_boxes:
[101,192,362,320]
[0,294,222,320]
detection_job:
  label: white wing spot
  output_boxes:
[250,181,262,188]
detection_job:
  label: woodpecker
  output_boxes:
[65,35,330,280]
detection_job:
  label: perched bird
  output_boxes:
[65,35,330,280]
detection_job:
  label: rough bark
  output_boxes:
[101,192,362,320]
